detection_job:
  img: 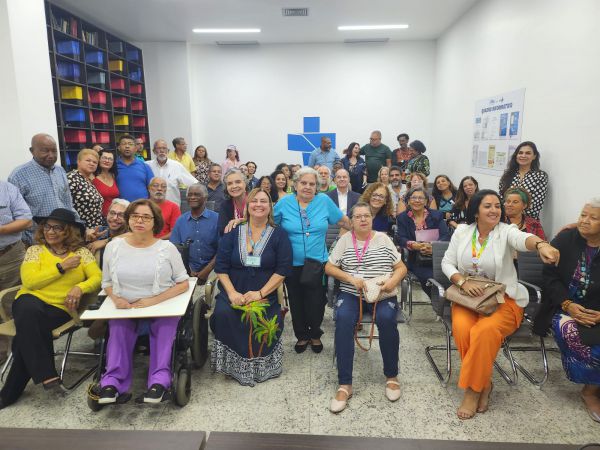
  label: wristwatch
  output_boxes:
[456,278,466,288]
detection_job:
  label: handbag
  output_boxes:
[300,257,325,287]
[578,322,600,346]
[445,275,506,316]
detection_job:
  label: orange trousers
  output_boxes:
[451,296,523,392]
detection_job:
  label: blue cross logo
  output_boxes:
[287,117,336,165]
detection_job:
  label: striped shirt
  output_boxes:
[328,231,401,297]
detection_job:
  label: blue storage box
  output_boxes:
[85,51,104,66]
[63,108,86,123]
[56,40,80,57]
[126,49,139,62]
[57,62,81,81]
[130,68,142,81]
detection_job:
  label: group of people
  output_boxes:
[0,131,598,426]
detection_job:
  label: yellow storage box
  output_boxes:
[109,60,124,72]
[60,85,83,100]
[114,115,129,126]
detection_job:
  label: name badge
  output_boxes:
[246,255,261,267]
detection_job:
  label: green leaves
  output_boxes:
[232,300,280,357]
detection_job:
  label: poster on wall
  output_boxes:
[471,88,525,176]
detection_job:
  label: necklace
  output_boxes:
[49,246,68,256]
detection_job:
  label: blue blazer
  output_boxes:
[395,209,450,264]
[326,189,360,214]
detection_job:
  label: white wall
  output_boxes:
[187,41,436,173]
[0,0,57,179]
[432,0,600,234]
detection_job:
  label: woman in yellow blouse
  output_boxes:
[0,208,101,409]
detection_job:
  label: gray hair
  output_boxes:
[587,197,600,208]
[292,166,319,184]
[109,198,130,210]
[186,183,207,197]
[349,201,372,218]
[334,168,349,179]
[371,130,382,138]
[223,167,247,184]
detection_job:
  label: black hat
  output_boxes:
[409,140,426,154]
[33,208,85,236]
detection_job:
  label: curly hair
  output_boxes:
[360,182,394,217]
[34,222,85,253]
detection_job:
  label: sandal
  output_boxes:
[330,387,352,413]
[477,382,493,413]
[385,380,401,402]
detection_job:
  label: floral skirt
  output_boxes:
[552,313,600,385]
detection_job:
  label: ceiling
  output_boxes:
[51,0,479,44]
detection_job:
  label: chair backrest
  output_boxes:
[326,224,340,249]
[517,251,544,287]
[431,241,451,288]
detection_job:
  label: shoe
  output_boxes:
[477,382,493,413]
[143,384,167,404]
[581,394,600,423]
[42,378,64,393]
[98,385,119,404]
[294,340,309,354]
[385,380,401,402]
[329,387,352,413]
[0,398,6,410]
[310,340,323,354]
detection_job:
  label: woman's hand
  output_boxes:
[65,286,82,311]
[460,280,485,297]
[379,279,396,293]
[60,255,81,270]
[132,298,156,308]
[224,218,244,234]
[111,296,132,309]
[228,291,246,306]
[567,303,598,327]
[348,276,366,293]
[87,239,107,254]
[243,290,263,303]
[538,244,560,266]
[419,243,432,256]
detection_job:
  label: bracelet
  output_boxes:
[56,263,66,274]
[561,300,573,313]
[259,289,264,298]
[535,240,549,251]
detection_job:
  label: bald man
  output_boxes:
[8,133,78,243]
[148,177,181,240]
[308,136,340,170]
[146,139,197,206]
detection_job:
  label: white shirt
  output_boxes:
[146,159,198,205]
[337,189,349,215]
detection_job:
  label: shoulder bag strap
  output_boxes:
[354,290,377,352]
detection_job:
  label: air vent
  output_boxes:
[344,38,390,44]
[282,7,309,17]
[215,40,260,46]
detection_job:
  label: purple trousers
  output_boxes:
[100,317,180,394]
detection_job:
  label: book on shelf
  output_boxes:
[82,30,99,46]
[51,13,78,38]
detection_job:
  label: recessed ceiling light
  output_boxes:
[193,28,261,33]
[338,24,409,31]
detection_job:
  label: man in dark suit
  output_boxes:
[326,169,360,216]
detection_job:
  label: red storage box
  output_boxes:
[129,83,142,95]
[110,78,126,90]
[112,96,127,108]
[131,100,143,112]
[89,90,107,105]
[132,117,146,127]
[138,134,147,143]
[91,131,110,144]
[64,129,87,143]
[90,110,109,124]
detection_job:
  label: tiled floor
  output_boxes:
[0,287,598,445]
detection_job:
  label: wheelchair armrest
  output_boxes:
[519,280,542,303]
[0,285,21,322]
[426,278,446,298]
[204,274,219,309]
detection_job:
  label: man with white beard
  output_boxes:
[146,139,197,206]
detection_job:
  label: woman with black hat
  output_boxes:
[0,208,101,409]
[406,140,430,177]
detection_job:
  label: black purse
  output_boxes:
[297,200,325,287]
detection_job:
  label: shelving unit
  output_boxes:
[45,1,150,170]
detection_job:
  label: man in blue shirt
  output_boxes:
[170,184,218,284]
[116,134,154,201]
[8,133,77,244]
[308,137,340,171]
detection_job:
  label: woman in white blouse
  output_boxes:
[98,199,189,405]
[441,189,559,420]
[325,202,407,413]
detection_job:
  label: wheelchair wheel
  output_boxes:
[87,383,104,412]
[191,300,209,368]
[173,366,191,407]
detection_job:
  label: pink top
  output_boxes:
[221,159,241,177]
[92,176,120,217]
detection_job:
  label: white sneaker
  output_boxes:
[329,387,352,413]
[385,380,401,402]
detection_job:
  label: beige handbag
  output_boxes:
[354,274,397,351]
[445,275,506,316]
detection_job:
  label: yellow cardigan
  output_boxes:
[17,245,102,314]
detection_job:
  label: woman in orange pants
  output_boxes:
[441,190,559,419]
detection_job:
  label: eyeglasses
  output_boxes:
[409,196,427,202]
[371,193,386,200]
[129,214,154,223]
[100,156,114,162]
[107,211,125,218]
[353,214,372,221]
[43,224,65,232]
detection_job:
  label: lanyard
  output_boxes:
[352,231,372,266]
[233,195,247,219]
[471,228,489,267]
